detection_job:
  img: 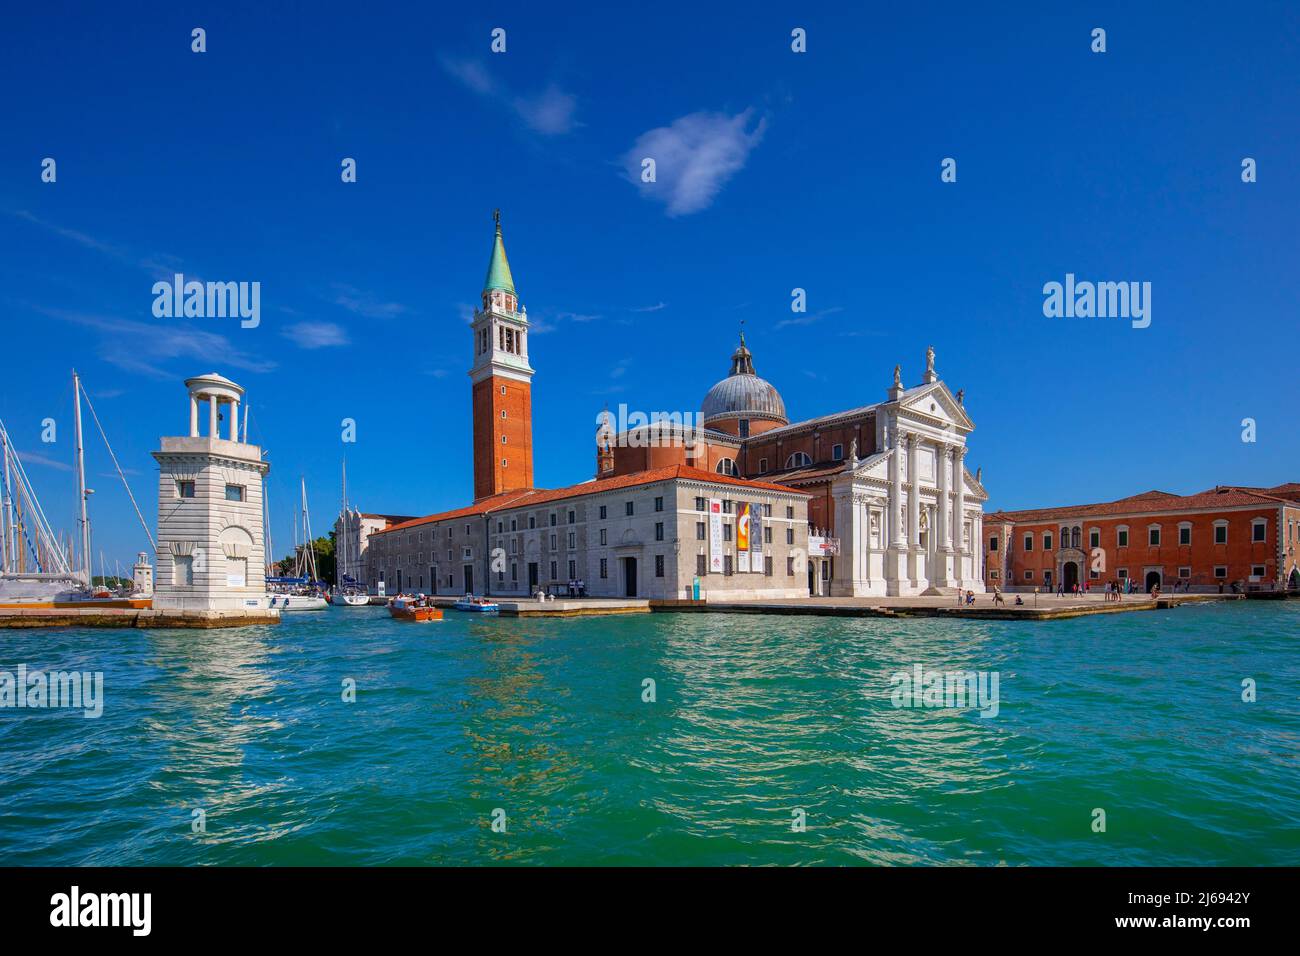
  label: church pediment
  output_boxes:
[898,382,974,432]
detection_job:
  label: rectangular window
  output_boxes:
[1089,569,1099,580]
[600,529,607,545]
[549,534,556,550]
[724,555,733,576]
[600,558,608,579]
[1117,529,1129,547]
[696,554,706,576]
[1251,564,1266,577]
[787,556,795,576]
[567,510,575,524]
[832,443,844,461]
[1253,522,1266,542]
[759,458,768,473]
[786,506,794,519]
[625,501,634,516]
[694,497,706,512]
[655,555,664,577]
[568,560,576,579]
[497,520,503,533]
[724,524,732,542]
[529,516,536,529]
[599,505,607,520]
[989,536,999,553]
[654,496,664,512]
[567,532,575,549]
[1179,526,1191,546]
[225,484,245,502]
[1024,533,1034,552]
[1214,565,1227,578]
[764,526,772,544]
[1024,570,1034,580]
[174,554,194,585]
[990,570,1000,579]
[1044,532,1053,550]
[723,500,733,514]
[655,522,664,542]
[177,480,196,498]
[1089,530,1099,549]
[1214,524,1227,544]
[1177,566,1191,578]
[1117,568,1128,580]
[511,518,517,532]
[764,555,773,577]
[550,561,557,580]
[550,513,557,527]
[1149,528,1161,546]
[786,528,794,545]
[696,521,706,540]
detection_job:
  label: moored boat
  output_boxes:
[453,594,499,613]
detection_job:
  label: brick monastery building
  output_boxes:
[359,215,990,599]
[983,484,1300,594]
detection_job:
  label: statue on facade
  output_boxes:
[849,437,857,462]
[925,345,935,376]
[893,365,902,388]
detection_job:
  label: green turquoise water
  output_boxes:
[1,602,1297,866]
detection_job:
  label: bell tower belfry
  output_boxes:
[470,211,535,500]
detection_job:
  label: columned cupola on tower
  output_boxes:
[469,210,535,500]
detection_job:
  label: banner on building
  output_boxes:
[737,502,751,552]
[749,502,763,554]
[738,551,751,573]
[708,499,723,573]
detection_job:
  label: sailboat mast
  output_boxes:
[339,459,347,587]
[72,369,91,585]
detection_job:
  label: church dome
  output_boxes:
[701,335,788,428]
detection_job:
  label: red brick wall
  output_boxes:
[473,376,533,500]
[984,506,1287,590]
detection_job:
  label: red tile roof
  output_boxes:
[372,465,810,536]
[987,483,1298,524]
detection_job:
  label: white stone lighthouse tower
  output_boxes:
[151,373,269,611]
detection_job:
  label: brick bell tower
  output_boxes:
[470,210,535,500]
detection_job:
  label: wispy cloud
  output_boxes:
[35,307,276,379]
[13,448,72,472]
[332,284,409,319]
[776,305,845,330]
[631,302,666,313]
[557,311,603,324]
[11,210,186,281]
[622,109,766,216]
[441,57,578,136]
[281,321,349,349]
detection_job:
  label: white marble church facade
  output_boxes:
[828,372,988,597]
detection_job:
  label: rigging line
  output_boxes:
[77,381,157,552]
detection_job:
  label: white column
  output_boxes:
[229,399,239,441]
[890,433,905,546]
[207,394,218,438]
[189,395,199,437]
[953,448,966,584]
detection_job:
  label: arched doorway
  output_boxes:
[1062,561,1079,591]
[1289,567,1300,591]
[1145,570,1162,593]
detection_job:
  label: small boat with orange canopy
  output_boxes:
[387,595,442,622]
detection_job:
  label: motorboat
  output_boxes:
[453,594,499,613]
[388,595,442,622]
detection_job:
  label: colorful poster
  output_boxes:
[749,503,762,553]
[708,499,723,573]
[737,502,751,552]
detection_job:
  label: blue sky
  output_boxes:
[1,1,1297,570]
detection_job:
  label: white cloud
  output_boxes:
[332,284,408,319]
[631,302,666,313]
[282,321,349,349]
[776,306,845,330]
[441,57,578,135]
[622,110,766,216]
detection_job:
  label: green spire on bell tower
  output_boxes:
[483,208,516,295]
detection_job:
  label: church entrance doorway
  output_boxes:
[1290,567,1299,591]
[1062,561,1079,592]
[621,556,638,597]
[463,564,474,595]
[1145,570,1162,593]
[528,563,538,590]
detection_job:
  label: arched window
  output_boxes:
[1070,526,1081,549]
[785,452,812,469]
[715,458,738,476]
